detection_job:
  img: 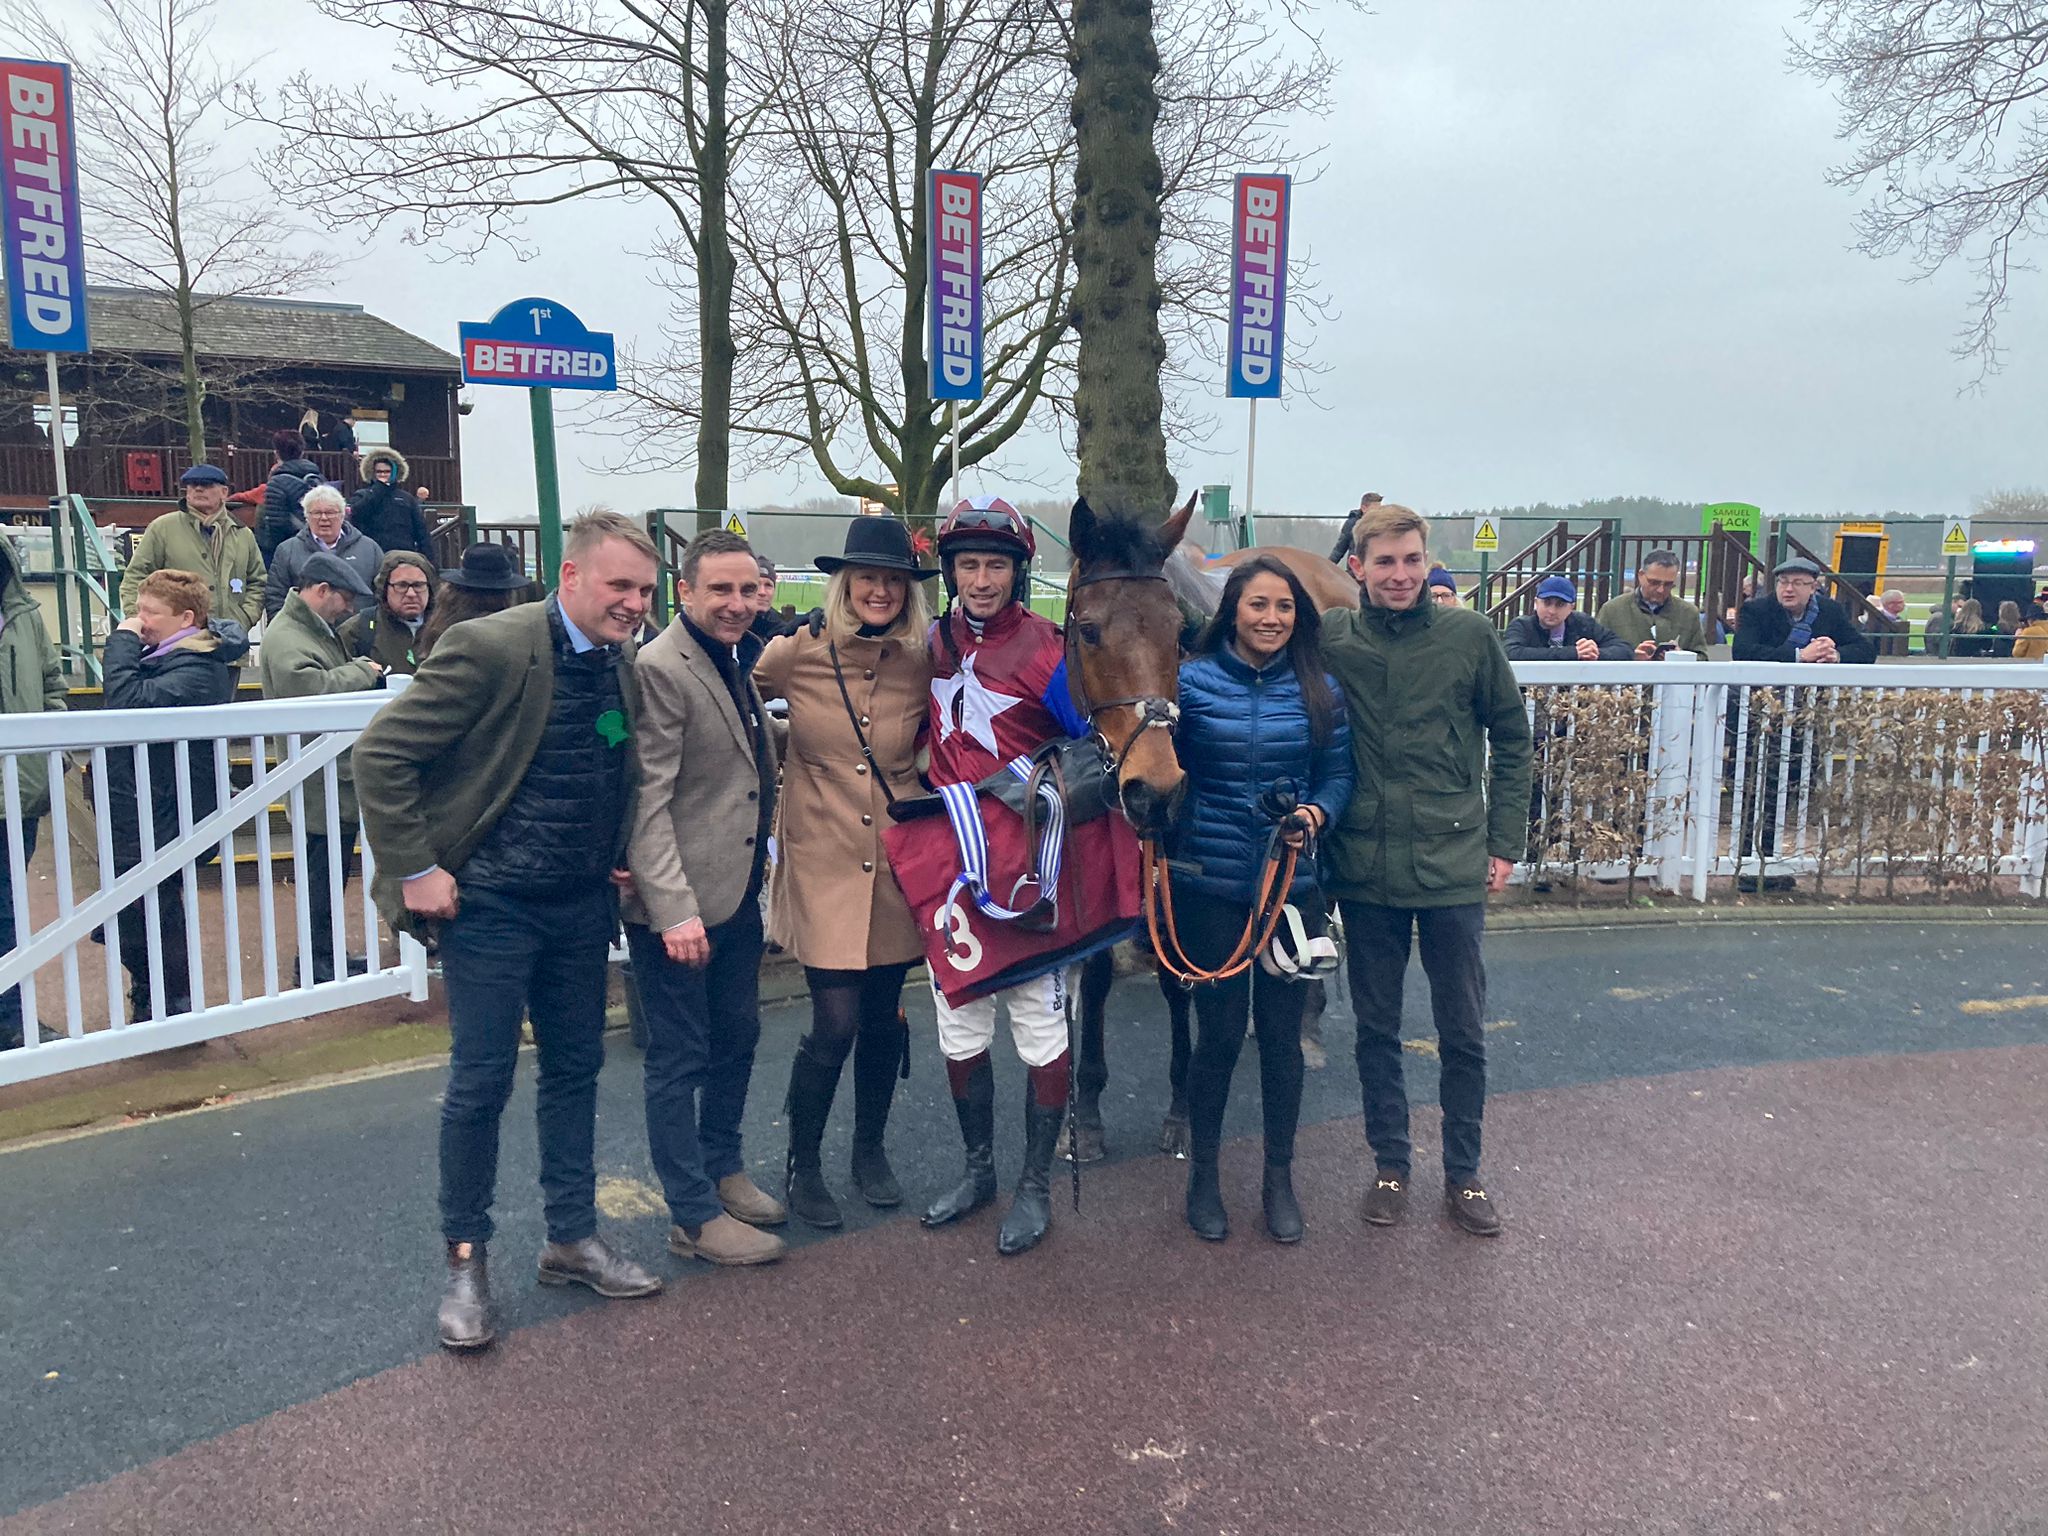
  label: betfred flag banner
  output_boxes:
[1226,172,1289,399]
[1,59,89,353]
[927,169,983,402]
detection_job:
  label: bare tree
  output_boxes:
[251,0,777,518]
[610,0,1332,522]
[1792,2,2048,377]
[1,0,340,457]
[1974,486,2048,521]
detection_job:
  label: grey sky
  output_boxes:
[33,0,2048,524]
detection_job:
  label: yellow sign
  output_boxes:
[724,511,748,538]
[1471,517,1499,554]
[1941,518,1970,559]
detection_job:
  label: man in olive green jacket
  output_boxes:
[1,531,65,1050]
[1592,549,1711,660]
[1323,503,1532,1237]
[118,465,267,641]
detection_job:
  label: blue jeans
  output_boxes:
[437,884,614,1246]
[626,899,764,1229]
[1340,900,1488,1182]
[0,819,37,1049]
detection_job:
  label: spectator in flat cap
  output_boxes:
[1503,575,1631,660]
[261,550,385,986]
[1426,568,1461,608]
[1733,558,1875,664]
[118,464,267,645]
[265,485,382,621]
[341,550,438,676]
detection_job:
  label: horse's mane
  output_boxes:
[1075,509,1171,576]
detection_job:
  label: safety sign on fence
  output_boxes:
[1942,518,1971,559]
[1472,516,1499,553]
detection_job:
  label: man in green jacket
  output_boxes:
[120,465,266,641]
[260,552,384,986]
[1,531,65,1050]
[1322,502,1533,1237]
[1592,549,1711,659]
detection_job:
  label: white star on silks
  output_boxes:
[932,653,1024,757]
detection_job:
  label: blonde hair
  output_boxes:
[1350,502,1429,558]
[564,508,658,565]
[823,566,930,652]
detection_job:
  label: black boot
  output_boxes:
[783,1039,847,1230]
[438,1241,494,1351]
[922,1054,996,1227]
[997,1078,1067,1257]
[849,1020,905,1207]
[1185,1157,1228,1242]
[1262,1162,1303,1244]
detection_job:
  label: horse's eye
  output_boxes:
[1078,622,1103,646]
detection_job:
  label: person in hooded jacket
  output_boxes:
[347,446,433,556]
[1172,555,1353,1244]
[99,569,249,1020]
[254,430,327,562]
[340,550,438,675]
[0,531,65,1050]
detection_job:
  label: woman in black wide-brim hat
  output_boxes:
[753,516,937,1228]
[417,542,542,660]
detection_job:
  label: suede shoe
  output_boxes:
[437,1242,494,1351]
[850,1141,903,1208]
[1184,1160,1228,1242]
[1262,1163,1304,1245]
[718,1172,788,1227]
[786,1163,844,1230]
[670,1213,787,1266]
[1445,1177,1502,1237]
[1362,1168,1408,1227]
[537,1235,664,1297]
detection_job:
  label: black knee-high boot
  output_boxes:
[997,1052,1069,1256]
[922,1053,996,1227]
[784,1035,852,1229]
[850,1015,906,1206]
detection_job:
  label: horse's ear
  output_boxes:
[1069,497,1098,559]
[1158,491,1197,554]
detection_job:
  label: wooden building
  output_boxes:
[0,286,462,524]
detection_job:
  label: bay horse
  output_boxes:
[1061,497,1360,1162]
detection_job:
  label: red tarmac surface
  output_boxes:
[9,1044,2044,1535]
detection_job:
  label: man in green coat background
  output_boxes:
[118,465,266,643]
[1322,502,1533,1237]
[1592,548,1711,660]
[1,530,65,1050]
[260,552,385,985]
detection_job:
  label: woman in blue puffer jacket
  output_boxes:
[1173,554,1354,1245]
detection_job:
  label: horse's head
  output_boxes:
[1064,491,1197,840]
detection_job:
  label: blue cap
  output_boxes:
[1536,575,1577,602]
[179,463,228,487]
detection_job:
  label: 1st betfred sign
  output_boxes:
[459,298,616,391]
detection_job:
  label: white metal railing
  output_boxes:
[1511,660,2048,901]
[1,691,428,1085]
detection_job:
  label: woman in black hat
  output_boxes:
[752,517,937,1228]
[417,542,543,660]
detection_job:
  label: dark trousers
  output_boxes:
[626,898,765,1228]
[437,884,614,1246]
[1340,900,1488,1182]
[113,870,192,1017]
[0,819,37,1048]
[1179,888,1311,1167]
[302,834,360,981]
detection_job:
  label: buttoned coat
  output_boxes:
[623,618,781,935]
[753,626,930,970]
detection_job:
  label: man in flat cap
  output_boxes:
[119,464,267,644]
[1733,558,1875,665]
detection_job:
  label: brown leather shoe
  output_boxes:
[718,1172,788,1228]
[536,1235,664,1297]
[669,1213,787,1266]
[438,1242,494,1351]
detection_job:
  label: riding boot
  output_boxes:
[783,1038,847,1230]
[1261,1160,1304,1244]
[997,1055,1069,1257]
[849,1019,905,1208]
[1185,1155,1228,1242]
[922,1053,997,1228]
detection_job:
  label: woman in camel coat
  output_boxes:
[754,517,934,1230]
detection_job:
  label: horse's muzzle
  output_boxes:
[1119,774,1187,842]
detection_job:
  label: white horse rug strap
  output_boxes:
[938,755,1066,928]
[1261,902,1341,981]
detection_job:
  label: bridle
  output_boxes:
[1062,568,1182,778]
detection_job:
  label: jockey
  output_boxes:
[919,494,1089,1256]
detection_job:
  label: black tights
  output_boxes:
[1176,890,1311,1167]
[798,963,911,1148]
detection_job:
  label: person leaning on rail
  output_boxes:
[1732,558,1875,665]
[755,516,935,1231]
[1172,554,1353,1246]
[1593,550,1711,660]
[354,509,667,1353]
[1502,575,1632,661]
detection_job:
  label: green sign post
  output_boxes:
[529,387,562,584]
[1701,501,1762,537]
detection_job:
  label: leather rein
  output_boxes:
[1062,567,1297,985]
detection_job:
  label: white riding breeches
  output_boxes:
[932,968,1071,1067]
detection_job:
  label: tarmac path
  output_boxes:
[3,920,2045,1533]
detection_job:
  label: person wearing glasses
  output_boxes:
[340,551,439,676]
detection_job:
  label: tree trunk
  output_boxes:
[1068,0,1173,521]
[177,289,206,461]
[693,0,735,529]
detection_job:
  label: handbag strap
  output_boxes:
[827,636,897,808]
